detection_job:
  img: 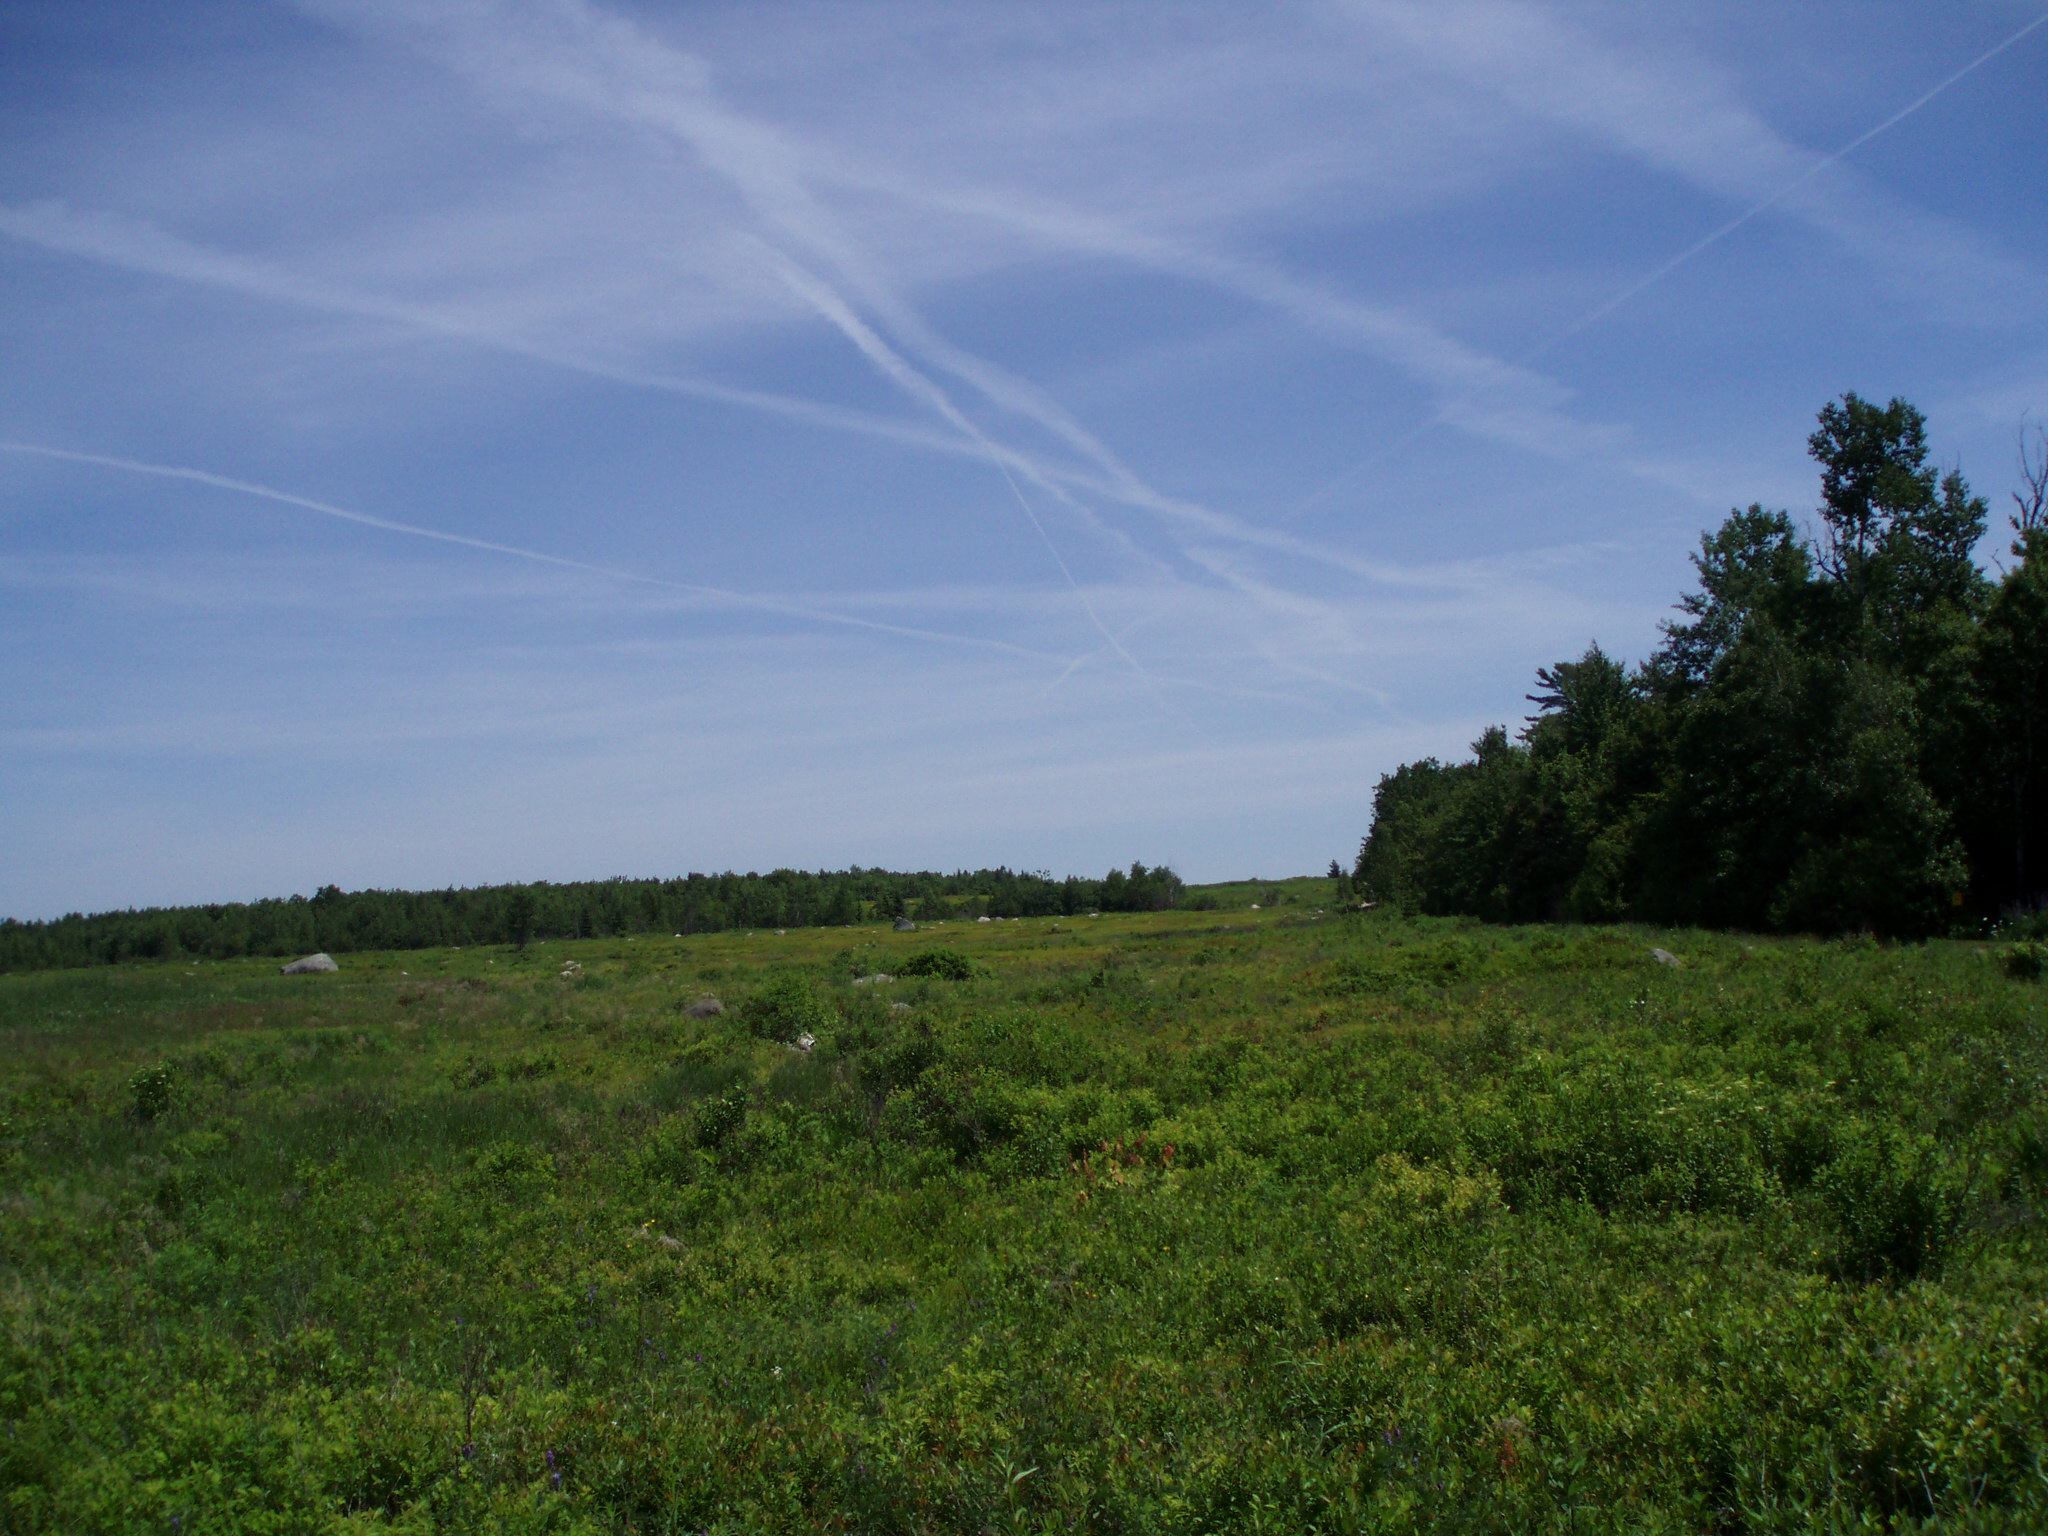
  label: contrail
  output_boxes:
[1522,7,2048,362]
[1289,8,2048,517]
[0,198,1459,595]
[755,246,1160,689]
[0,440,1069,663]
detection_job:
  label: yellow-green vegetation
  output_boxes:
[2,908,2045,1533]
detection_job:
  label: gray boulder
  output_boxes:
[685,995,725,1018]
[893,916,916,932]
[1650,948,1680,967]
[279,953,338,975]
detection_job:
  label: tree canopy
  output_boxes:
[1357,395,2047,936]
[0,863,1186,973]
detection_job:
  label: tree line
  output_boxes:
[1356,395,2048,936]
[0,863,1186,973]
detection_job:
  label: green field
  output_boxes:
[2,904,2044,1533]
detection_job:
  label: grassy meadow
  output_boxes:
[2,885,2045,1533]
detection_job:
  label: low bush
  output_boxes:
[739,973,832,1043]
[129,1063,174,1121]
[2005,941,2045,981]
[2,911,2043,1532]
[896,947,980,980]
[1817,1120,1969,1281]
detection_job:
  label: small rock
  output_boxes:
[790,1032,816,1052]
[977,915,991,923]
[658,1234,683,1250]
[893,916,916,932]
[888,1001,911,1013]
[279,953,338,975]
[685,995,725,1018]
[852,973,893,987]
[1650,948,1679,967]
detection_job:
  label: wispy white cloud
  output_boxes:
[0,198,991,462]
[0,440,1073,663]
[1342,0,2048,325]
[292,0,1645,558]
[0,196,1474,609]
[3,0,2036,914]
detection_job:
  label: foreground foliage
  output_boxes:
[2,901,2045,1532]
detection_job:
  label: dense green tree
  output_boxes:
[1972,526,2048,910]
[1358,394,2030,937]
[0,863,1194,974]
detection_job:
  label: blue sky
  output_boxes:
[2,1,2045,919]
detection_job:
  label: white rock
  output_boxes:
[1651,948,1680,967]
[685,995,725,1018]
[279,953,338,974]
[852,973,894,986]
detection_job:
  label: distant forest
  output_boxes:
[0,864,1185,974]
[1357,394,2048,937]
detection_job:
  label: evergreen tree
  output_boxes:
[1355,394,2021,937]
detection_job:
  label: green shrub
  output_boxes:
[465,1139,555,1196]
[897,947,980,980]
[1469,1057,1772,1214]
[129,1063,174,1121]
[696,1085,748,1149]
[740,974,831,1043]
[1817,1120,1967,1281]
[10,909,2048,1532]
[2004,942,2045,981]
[1996,904,2048,941]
